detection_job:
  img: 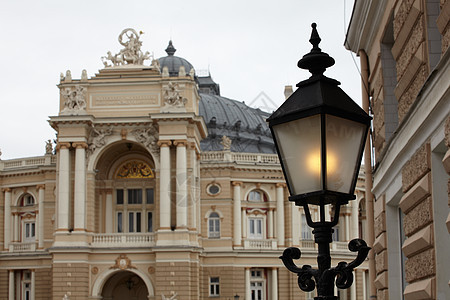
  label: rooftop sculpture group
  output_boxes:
[102,28,151,67]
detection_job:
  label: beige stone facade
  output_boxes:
[0,30,368,300]
[347,0,450,299]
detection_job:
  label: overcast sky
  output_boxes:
[0,0,360,160]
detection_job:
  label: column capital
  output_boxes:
[173,140,187,147]
[104,188,113,194]
[276,182,287,188]
[2,188,12,193]
[232,181,243,187]
[36,184,45,191]
[157,140,172,147]
[72,142,88,149]
[56,142,71,150]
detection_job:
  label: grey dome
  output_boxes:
[199,93,276,154]
[158,41,194,76]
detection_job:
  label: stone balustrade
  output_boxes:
[0,155,56,170]
[91,233,155,248]
[200,151,280,164]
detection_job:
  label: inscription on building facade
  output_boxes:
[90,93,159,108]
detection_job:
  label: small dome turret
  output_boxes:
[158,40,194,76]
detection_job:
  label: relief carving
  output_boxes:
[87,126,113,157]
[60,86,87,115]
[162,82,187,111]
[132,125,160,156]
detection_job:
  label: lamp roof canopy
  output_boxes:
[267,23,371,127]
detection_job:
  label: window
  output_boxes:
[112,161,155,234]
[24,222,35,241]
[146,188,154,204]
[24,195,34,206]
[209,277,220,296]
[250,269,265,300]
[208,212,220,238]
[301,214,312,240]
[22,271,31,300]
[249,218,263,239]
[147,212,153,232]
[332,224,340,242]
[117,189,124,205]
[207,183,221,196]
[248,190,263,202]
[128,189,142,204]
[117,212,123,233]
[128,211,141,233]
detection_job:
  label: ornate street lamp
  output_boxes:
[267,23,371,299]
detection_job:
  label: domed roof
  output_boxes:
[199,93,276,154]
[158,41,194,76]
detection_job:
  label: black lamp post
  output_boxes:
[267,23,371,299]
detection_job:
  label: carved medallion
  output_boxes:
[110,254,136,270]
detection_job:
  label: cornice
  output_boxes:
[345,0,388,53]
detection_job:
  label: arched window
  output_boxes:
[247,190,267,202]
[17,194,36,243]
[113,160,155,233]
[208,212,220,238]
[19,194,35,206]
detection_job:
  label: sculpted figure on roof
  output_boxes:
[102,28,151,67]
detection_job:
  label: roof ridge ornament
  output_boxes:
[101,28,152,68]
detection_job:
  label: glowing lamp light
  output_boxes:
[267,24,371,207]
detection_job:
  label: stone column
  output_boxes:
[174,140,187,229]
[232,182,242,246]
[268,209,274,239]
[345,214,350,241]
[351,270,356,300]
[57,142,71,230]
[37,185,45,248]
[271,268,278,300]
[105,190,113,233]
[241,208,247,239]
[276,183,285,246]
[3,188,11,250]
[291,203,299,246]
[31,269,35,300]
[13,213,19,242]
[8,270,14,300]
[158,141,171,229]
[73,142,87,231]
[351,197,359,239]
[245,268,251,300]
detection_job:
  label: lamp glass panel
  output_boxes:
[272,115,322,195]
[325,114,366,194]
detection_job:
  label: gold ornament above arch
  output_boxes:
[115,160,154,179]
